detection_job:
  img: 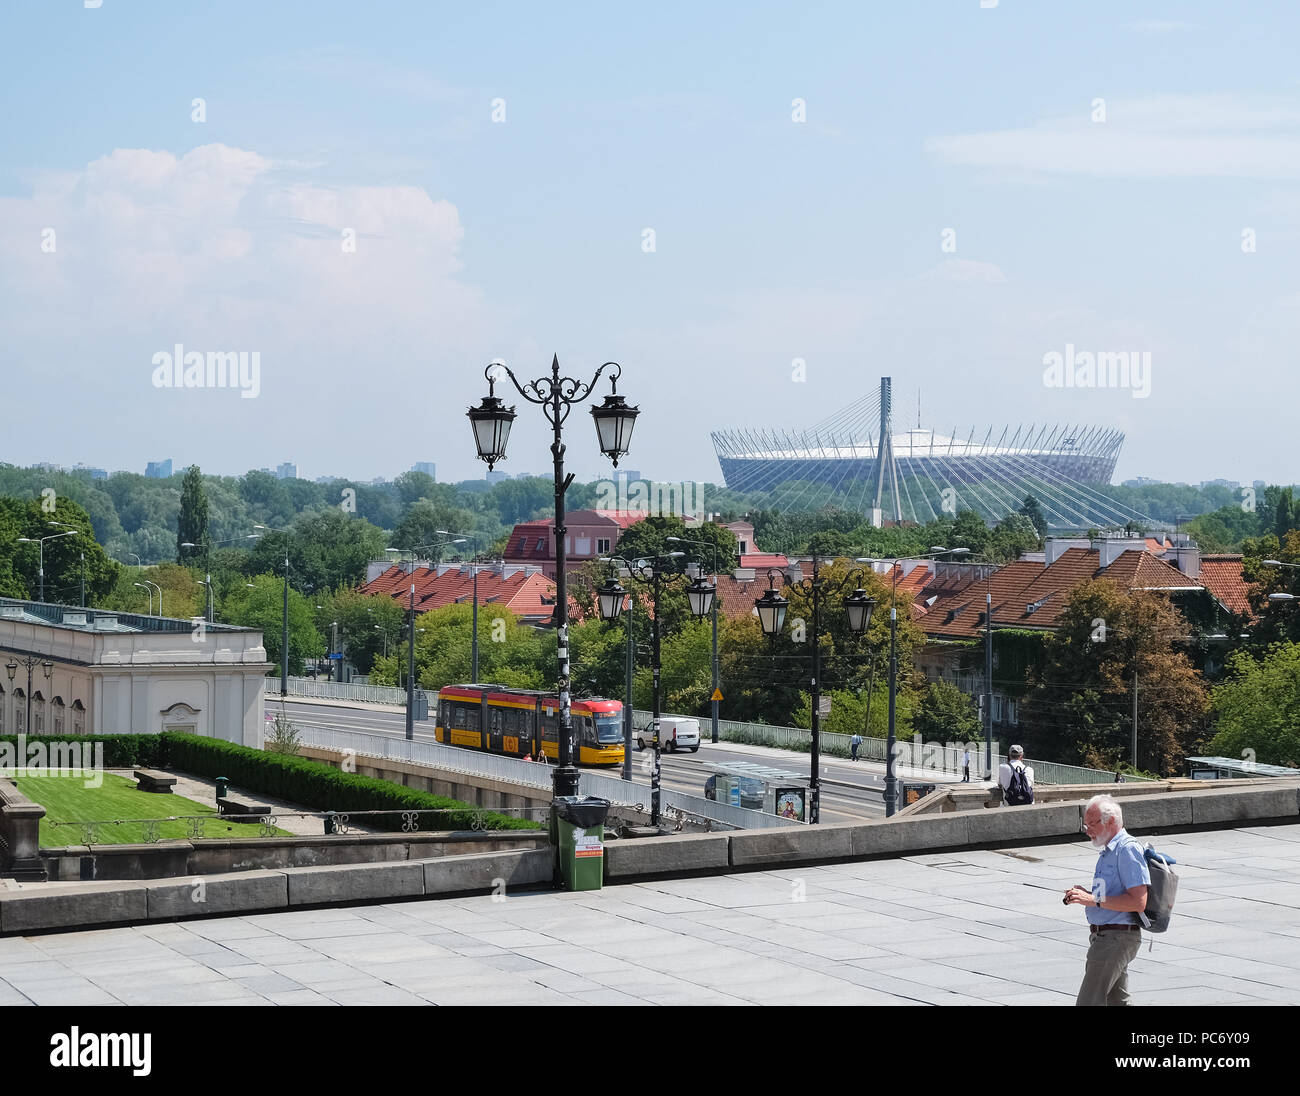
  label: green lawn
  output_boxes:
[15,772,291,846]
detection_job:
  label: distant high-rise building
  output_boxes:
[276,462,298,480]
[1199,478,1239,490]
[412,462,437,480]
[73,463,107,479]
[485,471,507,485]
[145,459,173,479]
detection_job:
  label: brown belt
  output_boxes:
[1090,924,1140,934]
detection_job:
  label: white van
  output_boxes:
[638,716,701,752]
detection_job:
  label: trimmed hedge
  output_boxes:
[0,734,167,768]
[159,733,541,831]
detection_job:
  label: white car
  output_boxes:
[638,716,701,752]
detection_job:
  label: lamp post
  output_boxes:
[133,582,153,615]
[857,548,969,817]
[467,354,638,802]
[666,535,731,745]
[405,583,416,741]
[249,527,291,699]
[16,528,77,602]
[595,552,713,825]
[754,558,875,825]
[437,529,488,682]
[6,656,53,736]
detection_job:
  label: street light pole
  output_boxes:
[17,529,77,603]
[857,548,969,817]
[5,656,52,736]
[754,558,874,825]
[468,355,639,804]
[666,535,729,745]
[596,552,710,824]
[406,583,416,741]
[281,551,289,698]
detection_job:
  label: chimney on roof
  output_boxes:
[1045,537,1090,565]
[1173,545,1201,581]
[1092,536,1142,569]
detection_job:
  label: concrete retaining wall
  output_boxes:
[41,830,548,881]
[5,780,1296,934]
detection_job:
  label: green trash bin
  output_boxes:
[551,796,610,891]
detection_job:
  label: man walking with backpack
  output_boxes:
[1064,794,1150,1006]
[998,745,1034,805]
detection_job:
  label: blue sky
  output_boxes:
[2,1,1298,491]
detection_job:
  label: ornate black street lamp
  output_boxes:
[468,355,638,800]
[666,535,732,744]
[595,552,713,826]
[755,558,874,824]
[857,548,969,816]
[6,655,53,736]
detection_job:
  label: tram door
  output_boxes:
[486,704,505,754]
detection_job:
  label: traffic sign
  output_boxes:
[710,687,723,702]
[328,652,342,660]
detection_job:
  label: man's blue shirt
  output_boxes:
[1088,828,1151,925]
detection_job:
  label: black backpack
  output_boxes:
[1005,762,1034,805]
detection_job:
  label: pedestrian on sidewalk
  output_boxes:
[998,745,1035,805]
[1064,794,1149,1006]
[962,747,971,782]
[850,733,862,761]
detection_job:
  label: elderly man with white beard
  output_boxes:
[1064,794,1150,1006]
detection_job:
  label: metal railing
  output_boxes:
[295,725,555,789]
[293,726,800,829]
[630,710,1154,784]
[284,676,410,706]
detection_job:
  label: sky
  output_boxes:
[2,1,1298,492]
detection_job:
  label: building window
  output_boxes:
[14,690,25,733]
[32,692,45,734]
[52,697,65,735]
[72,700,85,736]
[597,539,610,554]
[740,541,748,553]
[535,539,546,551]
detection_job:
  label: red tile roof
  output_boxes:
[1198,555,1254,618]
[740,553,788,570]
[360,565,566,623]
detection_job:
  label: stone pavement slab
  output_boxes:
[3,821,1300,1005]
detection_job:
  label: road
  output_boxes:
[273,699,898,822]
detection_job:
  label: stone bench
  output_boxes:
[217,798,271,818]
[134,769,177,794]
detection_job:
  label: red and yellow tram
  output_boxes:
[435,684,625,766]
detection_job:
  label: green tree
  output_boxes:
[0,496,120,604]
[913,679,982,742]
[223,573,324,677]
[1018,581,1209,774]
[317,588,407,675]
[1018,494,1049,538]
[176,464,211,566]
[1208,643,1300,768]
[987,513,1041,564]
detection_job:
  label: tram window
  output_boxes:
[541,713,558,742]
[451,702,479,731]
[489,708,503,735]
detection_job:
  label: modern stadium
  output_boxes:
[710,378,1151,531]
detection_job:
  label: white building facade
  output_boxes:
[0,602,269,746]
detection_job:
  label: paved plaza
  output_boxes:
[2,822,1299,1006]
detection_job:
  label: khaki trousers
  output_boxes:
[1076,928,1141,1006]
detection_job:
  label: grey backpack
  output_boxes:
[1135,844,1178,934]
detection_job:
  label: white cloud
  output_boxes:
[0,143,491,474]
[927,94,1300,180]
